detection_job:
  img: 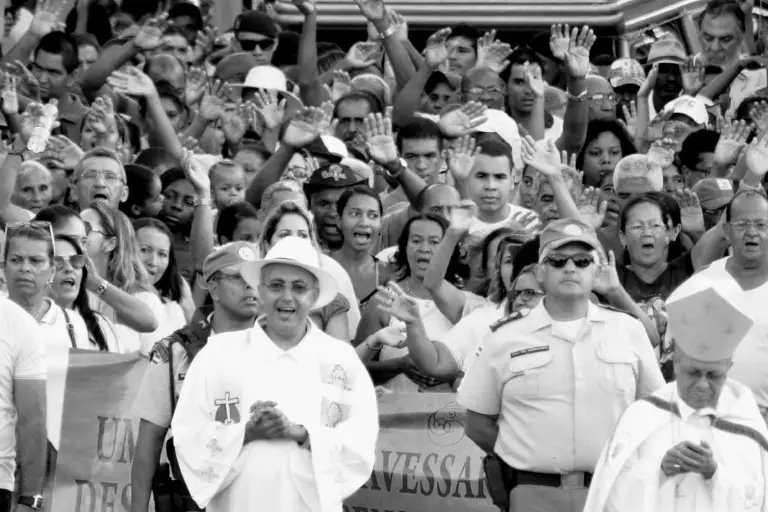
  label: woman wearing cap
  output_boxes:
[170,236,377,512]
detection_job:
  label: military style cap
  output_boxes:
[538,218,603,258]
[302,163,366,196]
[202,242,259,284]
[667,287,753,362]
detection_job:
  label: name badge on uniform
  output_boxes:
[509,346,550,359]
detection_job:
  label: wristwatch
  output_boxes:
[378,25,398,40]
[194,196,211,208]
[95,281,109,297]
[384,158,407,178]
[566,90,587,102]
[18,495,43,511]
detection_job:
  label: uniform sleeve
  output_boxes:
[631,321,665,398]
[304,351,379,510]
[170,347,247,509]
[132,342,174,428]
[457,332,503,415]
[13,315,45,380]
[440,312,486,372]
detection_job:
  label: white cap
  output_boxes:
[474,109,523,169]
[241,236,338,309]
[664,95,709,126]
[667,287,753,362]
[320,135,349,159]
[230,65,303,115]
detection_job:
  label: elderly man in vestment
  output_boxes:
[171,237,379,512]
[584,287,768,512]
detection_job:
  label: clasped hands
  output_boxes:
[660,441,717,480]
[244,400,308,445]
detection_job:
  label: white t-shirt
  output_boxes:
[0,297,45,491]
[469,203,539,235]
[136,298,187,356]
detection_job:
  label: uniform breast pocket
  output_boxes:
[504,351,553,399]
[596,348,637,395]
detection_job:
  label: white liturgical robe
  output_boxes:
[170,320,379,512]
[584,381,768,512]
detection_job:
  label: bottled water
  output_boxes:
[27,99,59,153]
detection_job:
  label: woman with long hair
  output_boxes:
[35,204,159,344]
[81,203,160,353]
[354,214,466,391]
[258,202,352,341]
[330,185,390,308]
[134,218,193,347]
[50,234,120,352]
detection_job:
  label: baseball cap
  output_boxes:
[201,241,259,285]
[539,219,604,259]
[692,178,734,210]
[233,10,278,39]
[304,135,348,163]
[664,95,709,125]
[646,38,686,66]
[613,154,663,194]
[609,58,646,88]
[215,52,259,82]
[303,163,366,196]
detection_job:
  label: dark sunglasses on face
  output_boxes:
[54,255,87,271]
[543,253,594,269]
[238,38,275,52]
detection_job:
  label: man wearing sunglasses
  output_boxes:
[459,218,663,512]
[233,10,279,66]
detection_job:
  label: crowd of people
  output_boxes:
[0,0,767,510]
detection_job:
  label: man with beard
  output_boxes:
[303,162,367,251]
[69,147,128,212]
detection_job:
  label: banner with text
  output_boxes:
[48,352,494,512]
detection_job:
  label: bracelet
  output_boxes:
[95,281,108,297]
[566,90,587,102]
[379,25,397,40]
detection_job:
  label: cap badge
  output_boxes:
[564,225,582,236]
[238,247,255,261]
[716,179,732,190]
[321,164,346,181]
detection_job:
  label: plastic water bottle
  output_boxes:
[27,99,58,153]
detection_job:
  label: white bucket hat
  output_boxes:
[229,65,303,116]
[241,237,338,308]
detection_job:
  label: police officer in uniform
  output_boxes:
[458,219,665,512]
[130,242,260,512]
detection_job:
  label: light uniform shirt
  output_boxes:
[458,300,664,473]
[667,257,768,409]
[171,319,378,512]
[441,303,504,374]
[0,297,45,491]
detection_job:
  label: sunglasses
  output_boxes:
[54,254,87,271]
[238,38,275,52]
[5,221,54,246]
[543,253,594,269]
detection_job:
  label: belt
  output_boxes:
[516,470,592,490]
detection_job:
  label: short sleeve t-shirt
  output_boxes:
[0,297,45,491]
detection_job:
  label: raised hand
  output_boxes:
[325,69,352,102]
[549,24,570,61]
[375,282,421,325]
[107,66,157,97]
[592,250,621,296]
[744,131,768,182]
[681,56,705,96]
[87,96,119,145]
[180,147,211,196]
[524,62,545,97]
[44,135,84,169]
[562,25,596,79]
[185,66,208,106]
[5,60,40,102]
[447,199,478,234]
[476,30,512,75]
[282,107,326,148]
[521,136,560,177]
[619,100,638,138]
[446,135,478,181]
[221,105,247,145]
[133,15,166,52]
[424,28,451,69]
[364,112,399,166]
[346,41,381,69]
[290,0,317,15]
[252,89,286,131]
[748,100,768,139]
[353,0,387,23]
[714,119,752,168]
[178,134,203,154]
[578,186,608,230]
[387,10,408,41]
[1,73,18,115]
[647,138,677,168]
[30,0,65,37]
[638,65,658,99]
[438,101,488,137]
[19,103,45,144]
[674,188,705,236]
[199,79,232,122]
[191,26,217,64]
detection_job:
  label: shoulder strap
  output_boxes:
[168,339,176,415]
[61,308,77,349]
[642,396,768,451]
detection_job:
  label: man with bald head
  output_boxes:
[586,75,617,121]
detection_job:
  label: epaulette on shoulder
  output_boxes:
[149,337,174,364]
[596,302,638,319]
[490,309,529,332]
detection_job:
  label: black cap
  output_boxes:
[303,163,366,196]
[233,10,278,39]
[168,2,204,30]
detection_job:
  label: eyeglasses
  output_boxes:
[513,288,544,302]
[543,253,594,269]
[54,254,86,270]
[587,93,617,103]
[625,223,667,236]
[260,280,315,296]
[238,38,275,52]
[80,170,124,183]
[729,220,768,233]
[467,86,505,96]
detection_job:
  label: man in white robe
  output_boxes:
[171,236,379,512]
[584,287,768,512]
